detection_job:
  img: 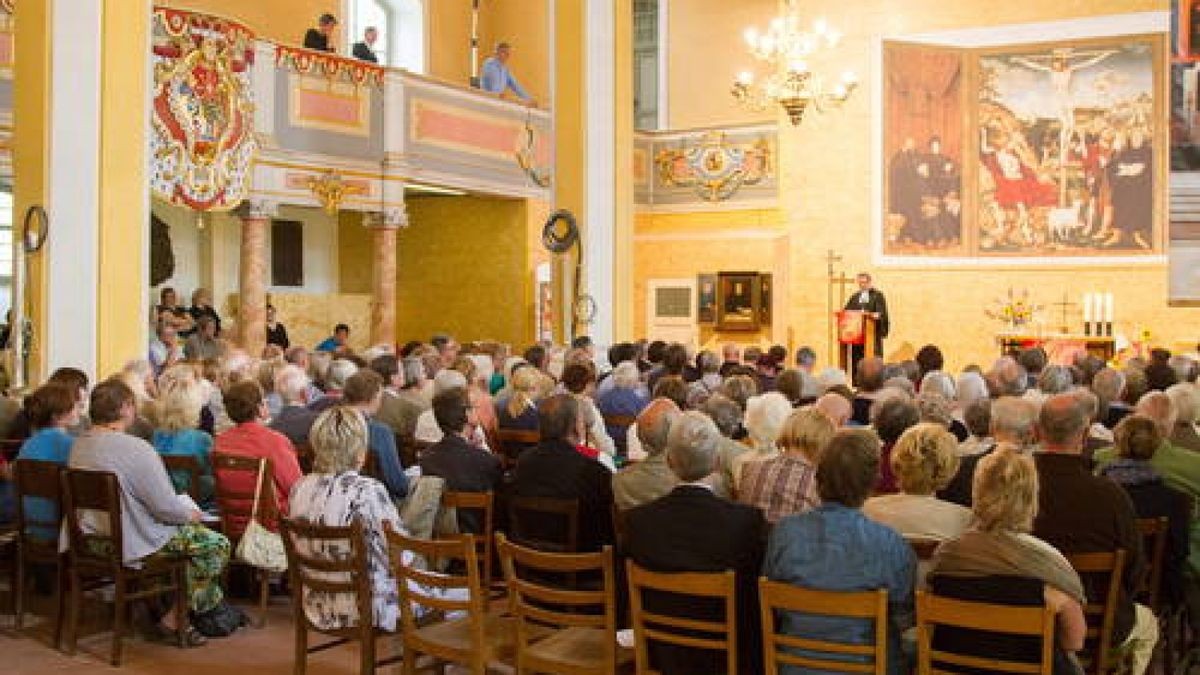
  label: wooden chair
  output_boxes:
[295,443,315,473]
[438,490,495,591]
[495,428,539,466]
[907,537,941,562]
[395,433,418,468]
[161,454,202,502]
[1134,517,1168,613]
[1065,550,1127,675]
[212,453,277,627]
[279,517,401,675]
[496,533,632,674]
[386,529,517,674]
[361,450,381,480]
[60,468,188,665]
[13,459,68,647]
[916,589,1056,675]
[759,578,888,674]
[508,495,580,553]
[626,561,737,675]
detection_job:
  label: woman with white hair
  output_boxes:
[1164,383,1200,451]
[287,407,465,632]
[730,391,793,494]
[152,365,215,505]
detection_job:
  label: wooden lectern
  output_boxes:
[836,310,878,373]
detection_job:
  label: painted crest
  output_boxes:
[150,8,256,211]
[654,131,772,202]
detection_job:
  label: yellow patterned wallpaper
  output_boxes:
[397,195,538,347]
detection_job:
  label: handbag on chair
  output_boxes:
[234,458,287,573]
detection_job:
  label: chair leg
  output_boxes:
[256,569,270,628]
[293,624,307,675]
[402,646,417,675]
[175,565,187,648]
[64,571,81,656]
[13,555,25,631]
[360,630,376,675]
[51,560,66,649]
[111,579,125,667]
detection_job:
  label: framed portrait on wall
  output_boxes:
[697,274,717,323]
[716,271,761,331]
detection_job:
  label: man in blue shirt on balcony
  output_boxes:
[479,42,535,106]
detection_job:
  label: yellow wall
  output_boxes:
[426,0,549,102]
[638,0,1190,371]
[633,209,788,346]
[159,0,338,44]
[397,195,535,346]
[666,0,776,129]
[337,210,373,294]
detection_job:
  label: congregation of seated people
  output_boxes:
[0,328,1197,674]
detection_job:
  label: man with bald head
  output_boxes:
[938,396,1039,506]
[1033,393,1156,675]
[815,392,852,428]
[625,412,767,675]
[613,399,681,510]
[1092,367,1132,429]
[719,343,742,377]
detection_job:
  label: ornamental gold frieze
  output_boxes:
[653,131,773,202]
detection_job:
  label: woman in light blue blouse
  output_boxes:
[152,366,214,506]
[15,383,81,540]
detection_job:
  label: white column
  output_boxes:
[44,0,102,377]
[584,0,615,347]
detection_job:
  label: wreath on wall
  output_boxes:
[150,214,175,286]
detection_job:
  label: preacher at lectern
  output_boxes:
[843,272,890,375]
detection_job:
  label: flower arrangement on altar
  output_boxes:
[985,288,1043,330]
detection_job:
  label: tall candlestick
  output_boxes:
[1083,293,1092,323]
[1104,293,1113,324]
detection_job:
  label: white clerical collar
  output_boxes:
[858,289,870,302]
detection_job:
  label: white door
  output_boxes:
[645,278,698,349]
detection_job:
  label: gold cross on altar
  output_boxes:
[825,250,855,364]
[1051,292,1076,334]
[826,250,854,303]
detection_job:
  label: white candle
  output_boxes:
[1104,293,1114,323]
[1083,293,1092,322]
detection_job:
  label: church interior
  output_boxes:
[2,0,1199,673]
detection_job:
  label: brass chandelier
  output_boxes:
[730,0,858,125]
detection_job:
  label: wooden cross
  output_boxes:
[1051,292,1076,334]
[825,250,855,364]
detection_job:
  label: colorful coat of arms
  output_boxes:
[150,8,256,211]
[654,131,772,202]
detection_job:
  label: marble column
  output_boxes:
[367,207,408,348]
[237,199,275,357]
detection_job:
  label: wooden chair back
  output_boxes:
[626,561,737,675]
[212,454,277,541]
[508,495,580,553]
[496,428,539,464]
[759,578,888,675]
[907,537,941,562]
[1134,517,1168,613]
[916,590,1056,675]
[602,414,637,429]
[295,443,315,473]
[161,454,202,501]
[439,490,495,588]
[280,517,373,632]
[361,450,381,480]
[496,533,619,674]
[386,529,484,636]
[0,438,22,460]
[13,459,64,553]
[60,469,125,566]
[1065,549,1127,675]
